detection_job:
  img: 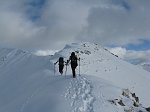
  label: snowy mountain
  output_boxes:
[0,43,150,112]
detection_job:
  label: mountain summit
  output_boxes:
[0,43,150,112]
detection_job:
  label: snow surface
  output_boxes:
[0,43,150,112]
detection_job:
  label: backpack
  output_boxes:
[59,57,64,65]
[70,55,78,66]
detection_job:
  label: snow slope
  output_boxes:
[0,43,150,112]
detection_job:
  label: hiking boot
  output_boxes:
[73,75,76,78]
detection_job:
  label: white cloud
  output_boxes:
[108,47,150,64]
[76,0,150,46]
[0,0,150,50]
[125,50,150,64]
[34,50,58,56]
[0,0,46,49]
[107,47,127,58]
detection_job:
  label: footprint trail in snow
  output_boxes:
[65,76,95,112]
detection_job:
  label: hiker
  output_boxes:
[67,52,80,78]
[54,57,66,75]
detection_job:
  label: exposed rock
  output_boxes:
[132,93,139,103]
[115,55,118,57]
[108,100,117,105]
[133,101,139,107]
[122,89,130,98]
[118,100,125,106]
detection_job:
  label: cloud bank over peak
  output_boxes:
[108,47,150,65]
[77,0,150,46]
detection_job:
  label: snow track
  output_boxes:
[65,76,95,112]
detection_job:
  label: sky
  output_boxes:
[0,0,150,64]
[108,47,150,65]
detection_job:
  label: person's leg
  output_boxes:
[59,65,64,75]
[73,68,75,78]
[71,65,76,78]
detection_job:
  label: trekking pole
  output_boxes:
[54,64,55,75]
[65,64,67,78]
[79,58,80,76]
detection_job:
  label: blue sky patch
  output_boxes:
[107,39,150,51]
[121,1,131,11]
[112,0,131,11]
[125,40,150,51]
[26,0,46,21]
[28,0,46,9]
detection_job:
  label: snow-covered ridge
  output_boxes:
[0,48,29,59]
[52,42,150,106]
[0,48,29,67]
[0,43,150,112]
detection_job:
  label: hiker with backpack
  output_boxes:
[67,52,80,78]
[54,57,66,75]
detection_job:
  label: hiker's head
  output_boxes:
[59,57,64,61]
[71,52,75,56]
